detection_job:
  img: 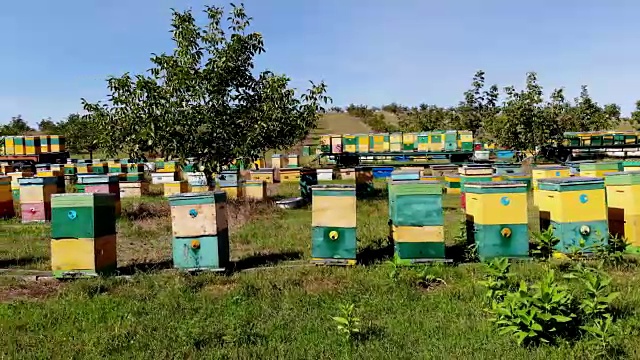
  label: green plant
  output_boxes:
[331,303,361,342]
[564,263,620,320]
[531,225,560,261]
[479,257,513,302]
[580,314,619,358]
[385,253,411,280]
[413,266,446,290]
[593,234,631,268]
[489,270,576,345]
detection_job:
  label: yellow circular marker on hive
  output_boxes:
[329,231,339,240]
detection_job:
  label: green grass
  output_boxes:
[317,113,371,135]
[1,181,640,358]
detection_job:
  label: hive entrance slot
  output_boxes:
[608,207,625,239]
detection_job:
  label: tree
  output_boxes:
[0,115,35,135]
[38,117,60,134]
[631,101,640,128]
[399,104,457,132]
[571,86,620,131]
[497,72,544,152]
[457,70,500,136]
[57,113,101,159]
[82,4,329,177]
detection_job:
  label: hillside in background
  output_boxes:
[316,112,372,135]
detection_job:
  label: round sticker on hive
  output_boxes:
[555,171,561,176]
[500,196,510,206]
[189,209,198,218]
[67,210,77,220]
[579,194,588,204]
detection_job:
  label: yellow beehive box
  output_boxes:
[531,166,570,190]
[76,163,93,174]
[605,172,640,246]
[39,135,51,153]
[311,185,356,228]
[49,135,65,152]
[119,182,149,198]
[287,154,299,167]
[13,136,25,155]
[8,171,33,190]
[271,154,286,168]
[243,180,267,200]
[189,185,211,193]
[279,168,300,182]
[219,184,243,199]
[465,183,528,225]
[537,177,607,223]
[163,181,188,197]
[251,168,274,184]
[37,170,63,178]
[5,137,14,155]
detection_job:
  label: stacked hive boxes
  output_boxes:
[169,192,230,271]
[251,168,275,184]
[24,136,40,155]
[91,161,108,175]
[218,170,242,199]
[18,177,58,223]
[389,133,403,152]
[430,164,459,177]
[532,166,570,190]
[164,180,188,197]
[4,136,14,155]
[317,168,334,181]
[390,169,421,182]
[465,182,529,261]
[339,168,356,180]
[623,161,640,172]
[369,134,386,152]
[279,167,301,182]
[299,168,318,203]
[388,180,446,261]
[311,185,357,265]
[76,160,93,175]
[50,193,117,278]
[13,136,25,155]
[77,175,121,216]
[119,164,149,198]
[37,170,64,194]
[243,180,267,200]
[187,172,209,192]
[444,174,461,194]
[152,160,180,184]
[536,177,608,253]
[49,135,65,152]
[39,135,50,153]
[271,154,286,169]
[63,163,77,186]
[579,162,623,178]
[355,166,374,198]
[0,176,14,218]
[459,165,497,210]
[8,171,33,201]
[492,163,522,176]
[287,154,299,167]
[503,173,532,191]
[605,172,640,246]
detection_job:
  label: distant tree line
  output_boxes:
[329,70,633,152]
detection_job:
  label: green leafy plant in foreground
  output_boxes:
[331,303,361,342]
[531,225,560,261]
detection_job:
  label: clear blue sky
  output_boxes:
[1,0,639,126]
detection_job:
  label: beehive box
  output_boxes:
[187,172,207,187]
[39,135,51,153]
[390,169,421,182]
[566,160,595,175]
[317,168,334,181]
[280,168,301,182]
[152,172,179,184]
[251,168,275,184]
[190,185,211,193]
[339,168,356,180]
[0,176,14,218]
[18,176,59,223]
[24,136,40,155]
[125,163,145,173]
[460,175,502,210]
[77,175,121,216]
[287,154,299,167]
[388,180,445,261]
[91,162,109,175]
[579,162,623,178]
[38,171,65,193]
[76,163,93,174]
[219,183,243,200]
[50,135,65,152]
[444,174,461,194]
[537,177,608,253]
[492,163,522,176]
[13,136,25,155]
[164,181,189,197]
[623,161,640,172]
[429,164,458,177]
[108,162,126,174]
[300,168,318,203]
[271,154,286,168]
[50,193,117,278]
[465,182,529,261]
[459,165,493,176]
[119,180,149,197]
[217,170,240,187]
[355,166,374,198]
[605,171,640,246]
[63,164,77,175]
[119,172,145,183]
[311,185,357,265]
[243,180,267,200]
[169,191,229,271]
[5,136,14,155]
[532,166,570,190]
[156,160,178,173]
[8,171,33,190]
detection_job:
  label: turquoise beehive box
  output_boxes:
[168,191,229,271]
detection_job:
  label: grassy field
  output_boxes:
[1,181,640,358]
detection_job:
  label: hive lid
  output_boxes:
[51,193,115,207]
[503,172,531,178]
[280,167,302,171]
[604,171,640,185]
[579,162,622,171]
[538,176,604,191]
[623,161,640,167]
[272,154,282,158]
[311,184,355,190]
[77,174,120,184]
[167,190,226,205]
[462,164,493,169]
[430,164,458,170]
[464,181,527,193]
[18,177,58,185]
[532,165,568,170]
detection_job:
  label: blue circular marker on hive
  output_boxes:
[500,196,510,206]
[67,210,77,220]
[555,171,560,176]
[189,209,198,218]
[579,194,588,203]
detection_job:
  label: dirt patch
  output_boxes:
[122,201,171,221]
[0,278,62,303]
[302,275,341,294]
[226,199,277,232]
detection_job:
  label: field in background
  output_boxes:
[1,181,640,358]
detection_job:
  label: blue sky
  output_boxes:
[1,0,639,126]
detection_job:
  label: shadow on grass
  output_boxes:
[358,240,394,265]
[445,242,476,265]
[0,256,48,269]
[232,250,304,272]
[117,260,174,275]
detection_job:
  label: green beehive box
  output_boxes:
[77,174,119,184]
[579,162,623,172]
[51,193,117,239]
[311,185,357,265]
[299,167,318,203]
[120,172,145,182]
[388,180,443,226]
[126,163,145,173]
[91,163,108,174]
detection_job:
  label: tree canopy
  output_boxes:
[81,3,329,173]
